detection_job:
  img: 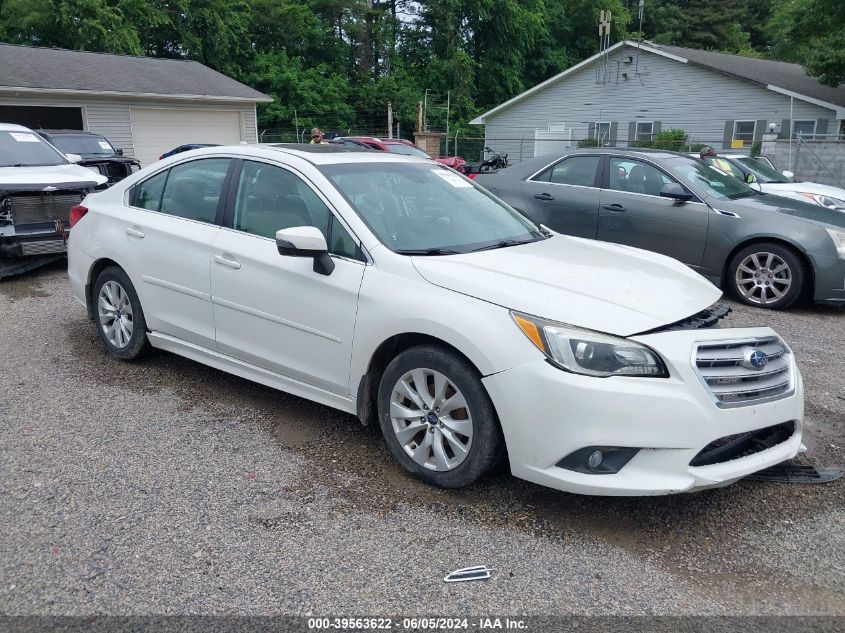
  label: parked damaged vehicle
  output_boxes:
[67,144,804,496]
[1,123,107,259]
[35,129,140,186]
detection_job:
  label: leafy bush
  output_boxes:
[750,141,762,157]
[625,129,688,152]
[578,138,599,148]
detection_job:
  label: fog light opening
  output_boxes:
[556,446,640,475]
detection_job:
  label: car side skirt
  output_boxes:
[147,331,357,414]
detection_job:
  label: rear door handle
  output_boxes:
[533,193,555,201]
[214,254,241,270]
[602,204,627,213]
[125,227,145,238]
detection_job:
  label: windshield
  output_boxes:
[0,130,67,167]
[385,143,430,158]
[320,162,543,253]
[51,134,117,157]
[663,156,757,200]
[736,157,790,183]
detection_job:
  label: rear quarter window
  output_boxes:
[131,170,168,211]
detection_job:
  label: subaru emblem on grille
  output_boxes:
[742,348,769,370]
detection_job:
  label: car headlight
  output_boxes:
[797,192,845,210]
[826,228,845,259]
[511,312,668,377]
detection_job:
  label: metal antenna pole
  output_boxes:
[636,0,644,74]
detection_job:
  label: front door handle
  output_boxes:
[125,227,145,238]
[214,255,241,270]
[602,203,627,213]
[534,193,555,201]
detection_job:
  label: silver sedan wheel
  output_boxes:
[735,252,792,305]
[97,280,134,348]
[389,368,473,472]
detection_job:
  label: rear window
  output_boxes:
[51,134,117,157]
[0,130,66,167]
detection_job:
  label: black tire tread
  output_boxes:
[92,266,150,361]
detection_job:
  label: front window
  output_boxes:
[385,143,430,158]
[0,130,67,167]
[50,134,117,157]
[320,163,542,254]
[791,120,816,139]
[635,121,653,141]
[662,156,756,200]
[733,121,756,146]
[735,157,791,183]
[608,158,676,196]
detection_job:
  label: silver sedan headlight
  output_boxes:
[798,192,845,211]
[512,312,668,377]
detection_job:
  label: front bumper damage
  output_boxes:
[483,326,804,496]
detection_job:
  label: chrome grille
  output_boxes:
[695,337,793,406]
[9,192,84,225]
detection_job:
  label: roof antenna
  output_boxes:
[636,0,644,75]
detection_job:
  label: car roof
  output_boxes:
[0,122,32,132]
[36,129,102,136]
[180,143,431,166]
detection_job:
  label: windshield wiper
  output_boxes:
[395,247,462,256]
[470,237,538,252]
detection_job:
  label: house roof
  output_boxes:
[0,43,272,102]
[470,40,845,124]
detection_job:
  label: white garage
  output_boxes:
[0,43,272,166]
[131,108,244,166]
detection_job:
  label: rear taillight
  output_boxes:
[69,205,88,227]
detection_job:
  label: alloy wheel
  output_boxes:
[734,252,792,306]
[389,368,473,472]
[97,280,134,348]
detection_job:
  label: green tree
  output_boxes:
[769,0,845,86]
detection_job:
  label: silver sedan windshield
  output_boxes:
[320,162,543,254]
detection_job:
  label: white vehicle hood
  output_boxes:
[412,235,722,337]
[0,163,107,188]
[762,181,845,201]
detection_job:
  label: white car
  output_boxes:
[698,153,845,211]
[67,144,804,496]
[0,123,107,258]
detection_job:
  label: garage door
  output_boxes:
[130,108,243,166]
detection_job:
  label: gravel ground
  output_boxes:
[0,262,843,617]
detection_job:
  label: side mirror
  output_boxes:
[275,226,335,276]
[116,148,124,156]
[782,170,794,179]
[65,153,82,163]
[659,182,693,202]
[745,173,757,184]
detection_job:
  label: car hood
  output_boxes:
[720,192,845,229]
[761,181,845,201]
[411,235,722,336]
[0,163,108,189]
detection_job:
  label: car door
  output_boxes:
[210,158,366,395]
[122,157,232,349]
[597,156,709,269]
[520,154,602,238]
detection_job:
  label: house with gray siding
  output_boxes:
[0,43,272,166]
[470,40,845,164]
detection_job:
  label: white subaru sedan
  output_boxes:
[67,144,804,495]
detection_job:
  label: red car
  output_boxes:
[329,136,467,171]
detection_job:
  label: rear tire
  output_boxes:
[92,266,150,360]
[377,345,503,488]
[727,242,805,309]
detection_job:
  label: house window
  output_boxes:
[635,121,654,141]
[791,120,816,139]
[732,121,756,146]
[592,122,611,144]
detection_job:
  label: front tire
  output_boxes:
[92,266,150,360]
[727,243,805,309]
[377,345,503,488]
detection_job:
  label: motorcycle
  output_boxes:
[459,146,509,179]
